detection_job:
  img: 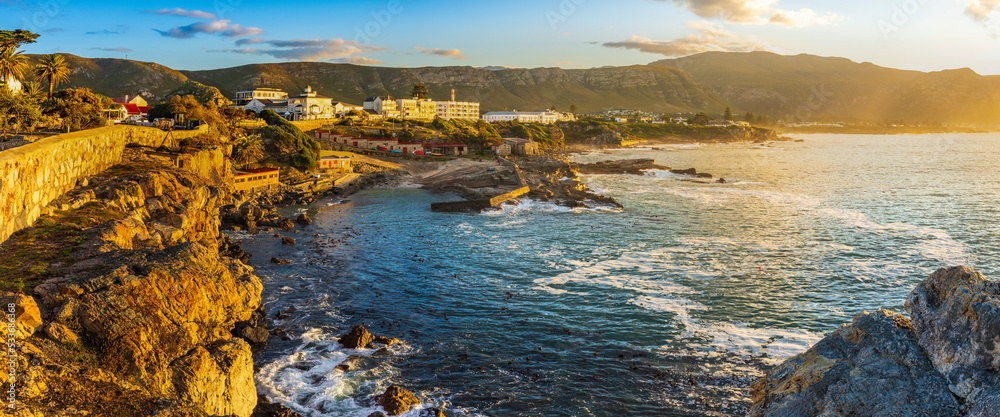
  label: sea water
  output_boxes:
[233,133,1000,416]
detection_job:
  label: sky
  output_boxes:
[3,0,1000,75]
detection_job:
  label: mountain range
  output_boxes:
[23,52,1000,124]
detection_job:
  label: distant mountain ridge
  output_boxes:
[24,52,1000,124]
[650,51,1000,124]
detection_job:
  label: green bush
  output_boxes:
[259,110,320,170]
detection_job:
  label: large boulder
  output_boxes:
[375,386,419,416]
[76,243,262,402]
[5,292,43,340]
[251,394,302,417]
[339,325,375,349]
[171,338,257,417]
[906,266,1000,405]
[749,309,958,417]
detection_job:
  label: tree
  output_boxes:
[34,54,70,100]
[0,29,39,50]
[0,47,27,88]
[570,104,578,115]
[231,134,264,168]
[687,113,711,125]
[410,83,429,100]
[724,107,733,121]
[46,88,104,131]
[0,87,43,137]
[20,81,44,102]
[745,112,753,123]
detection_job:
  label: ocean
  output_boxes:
[232,133,1000,416]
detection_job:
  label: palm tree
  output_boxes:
[20,81,44,101]
[231,135,264,168]
[0,46,27,88]
[34,54,70,100]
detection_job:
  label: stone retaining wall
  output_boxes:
[0,125,204,244]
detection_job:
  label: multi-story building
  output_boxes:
[396,98,437,121]
[363,96,401,119]
[482,111,560,124]
[435,89,480,121]
[244,99,288,115]
[287,86,335,121]
[235,88,288,106]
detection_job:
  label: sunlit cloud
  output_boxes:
[414,47,467,60]
[145,8,218,19]
[156,20,264,39]
[654,0,840,27]
[212,38,387,62]
[603,21,772,57]
[966,0,1000,22]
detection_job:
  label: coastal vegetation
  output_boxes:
[259,109,321,169]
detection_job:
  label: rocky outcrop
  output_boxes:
[338,325,400,349]
[375,386,419,416]
[752,266,1000,416]
[574,159,669,175]
[7,292,43,340]
[171,338,256,417]
[749,310,957,416]
[906,266,1000,410]
[252,395,302,417]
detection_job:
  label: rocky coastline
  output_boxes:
[750,266,1000,417]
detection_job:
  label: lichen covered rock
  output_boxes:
[375,386,419,416]
[749,309,958,417]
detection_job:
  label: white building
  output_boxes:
[435,89,480,121]
[332,102,364,115]
[287,86,335,121]
[235,88,288,106]
[244,98,289,114]
[363,96,401,119]
[482,111,560,124]
[3,77,21,94]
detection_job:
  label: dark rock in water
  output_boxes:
[270,257,292,265]
[375,386,419,416]
[339,325,375,349]
[670,168,714,178]
[334,364,351,373]
[367,413,387,417]
[296,213,312,226]
[373,335,401,346]
[274,305,296,320]
[252,394,302,417]
[574,159,668,175]
[277,218,295,231]
[219,235,253,263]
[717,178,727,184]
[281,237,296,245]
[749,309,958,417]
[234,306,269,346]
[906,266,1000,405]
[419,408,445,417]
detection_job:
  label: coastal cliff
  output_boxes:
[5,149,266,416]
[750,266,1000,416]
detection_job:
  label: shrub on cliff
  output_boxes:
[258,109,320,170]
[45,88,107,131]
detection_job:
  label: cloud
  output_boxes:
[414,47,467,60]
[966,0,1000,22]
[603,21,772,57]
[86,30,122,35]
[235,37,265,46]
[156,20,264,39]
[332,56,384,65]
[92,47,132,53]
[212,38,387,62]
[145,8,217,19]
[654,0,840,27]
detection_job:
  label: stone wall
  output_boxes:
[0,125,204,244]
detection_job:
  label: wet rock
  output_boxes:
[419,409,446,417]
[220,235,253,263]
[273,305,296,320]
[277,219,295,231]
[574,159,668,175]
[281,237,296,245]
[906,266,1000,404]
[45,322,79,345]
[339,325,374,349]
[234,307,269,346]
[270,257,292,265]
[296,214,312,226]
[749,309,958,417]
[669,168,714,178]
[367,413,387,417]
[373,336,401,346]
[375,386,419,416]
[251,394,302,417]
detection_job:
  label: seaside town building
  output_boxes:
[482,111,561,124]
[2,76,21,94]
[233,168,281,191]
[490,142,512,157]
[235,88,289,106]
[287,86,336,121]
[312,131,468,156]
[243,98,288,114]
[396,98,437,121]
[502,138,540,156]
[435,89,481,121]
[318,155,352,173]
[364,97,401,119]
[332,102,364,115]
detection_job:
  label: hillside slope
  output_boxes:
[651,51,1000,123]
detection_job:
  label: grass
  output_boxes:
[0,202,124,293]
